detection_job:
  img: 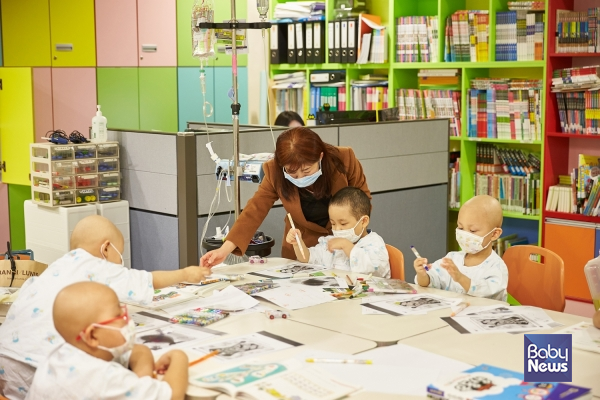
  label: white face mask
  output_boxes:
[332,217,366,243]
[455,228,496,254]
[101,242,124,268]
[91,320,136,362]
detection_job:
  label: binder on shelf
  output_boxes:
[333,20,341,63]
[327,21,335,63]
[314,20,325,63]
[305,22,314,63]
[295,22,305,64]
[287,23,297,64]
[270,22,288,65]
[347,18,358,63]
[341,19,348,63]
[310,71,346,84]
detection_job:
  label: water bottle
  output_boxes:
[584,252,600,311]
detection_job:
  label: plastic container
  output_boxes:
[32,162,50,175]
[76,174,99,188]
[98,187,120,202]
[33,176,50,189]
[99,173,119,187]
[53,161,77,176]
[32,190,75,206]
[50,146,74,161]
[97,143,119,158]
[31,146,49,159]
[76,189,98,204]
[52,176,75,190]
[75,159,98,174]
[584,254,600,311]
[98,158,119,172]
[74,144,97,159]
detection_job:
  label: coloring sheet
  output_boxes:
[191,332,301,362]
[131,312,171,332]
[444,305,559,334]
[556,322,600,354]
[277,276,349,289]
[125,289,197,310]
[361,294,461,316]
[162,285,259,316]
[250,263,329,279]
[255,284,336,310]
[135,324,222,352]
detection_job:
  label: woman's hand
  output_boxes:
[286,228,302,245]
[200,241,236,267]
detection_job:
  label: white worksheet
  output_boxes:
[250,262,330,279]
[162,285,259,316]
[556,322,600,354]
[256,285,336,310]
[361,294,461,316]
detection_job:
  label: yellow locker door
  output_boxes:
[0,68,35,186]
[49,0,96,66]
[0,0,51,66]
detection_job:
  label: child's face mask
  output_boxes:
[332,216,366,243]
[78,305,135,362]
[101,242,124,267]
[455,228,496,254]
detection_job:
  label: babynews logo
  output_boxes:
[524,334,572,382]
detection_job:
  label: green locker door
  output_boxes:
[214,67,248,124]
[8,184,31,250]
[1,0,51,66]
[139,68,178,132]
[97,68,140,130]
[0,68,35,186]
[49,0,96,66]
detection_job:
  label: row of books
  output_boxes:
[395,88,461,136]
[555,91,600,135]
[274,89,304,118]
[309,85,347,113]
[556,8,600,54]
[468,78,543,141]
[495,11,545,61]
[395,16,439,63]
[551,65,600,90]
[474,172,541,215]
[444,10,489,62]
[508,1,545,11]
[494,233,529,257]
[350,86,388,111]
[449,151,460,208]
[546,154,600,215]
[476,143,541,177]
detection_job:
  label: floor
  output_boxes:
[564,299,596,318]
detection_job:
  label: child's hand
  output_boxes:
[155,350,188,375]
[184,266,212,283]
[414,257,429,276]
[327,238,352,253]
[440,258,463,281]
[286,228,302,245]
[129,344,154,378]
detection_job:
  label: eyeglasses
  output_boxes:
[76,304,129,341]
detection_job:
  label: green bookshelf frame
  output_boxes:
[270,0,548,246]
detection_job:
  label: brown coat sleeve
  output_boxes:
[225,159,280,255]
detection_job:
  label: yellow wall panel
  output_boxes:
[0,68,35,186]
[49,0,96,66]
[1,0,51,66]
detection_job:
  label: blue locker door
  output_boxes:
[213,67,248,124]
[177,66,215,131]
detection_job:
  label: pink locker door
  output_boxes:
[95,0,138,66]
[137,0,177,66]
[33,68,54,143]
[51,68,97,137]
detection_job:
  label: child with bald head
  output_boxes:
[0,215,209,399]
[413,195,509,301]
[26,282,188,400]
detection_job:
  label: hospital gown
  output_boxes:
[0,249,154,399]
[414,251,508,301]
[308,232,390,278]
[25,343,172,400]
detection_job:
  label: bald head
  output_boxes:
[70,215,124,258]
[53,282,121,344]
[460,195,503,229]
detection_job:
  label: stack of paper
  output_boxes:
[556,322,600,354]
[273,2,325,20]
[250,262,329,279]
[443,304,562,334]
[361,293,462,316]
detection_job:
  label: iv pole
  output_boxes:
[199,0,274,257]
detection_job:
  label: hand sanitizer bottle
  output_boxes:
[91,105,107,143]
[584,252,600,311]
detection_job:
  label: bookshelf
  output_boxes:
[541,0,600,303]
[269,0,549,250]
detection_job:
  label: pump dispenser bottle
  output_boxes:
[91,105,107,143]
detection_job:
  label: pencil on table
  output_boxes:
[189,350,220,367]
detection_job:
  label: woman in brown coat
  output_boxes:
[200,127,371,266]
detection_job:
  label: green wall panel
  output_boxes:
[214,67,247,124]
[177,67,215,131]
[8,184,31,250]
[97,68,140,130]
[139,67,178,132]
[176,0,246,67]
